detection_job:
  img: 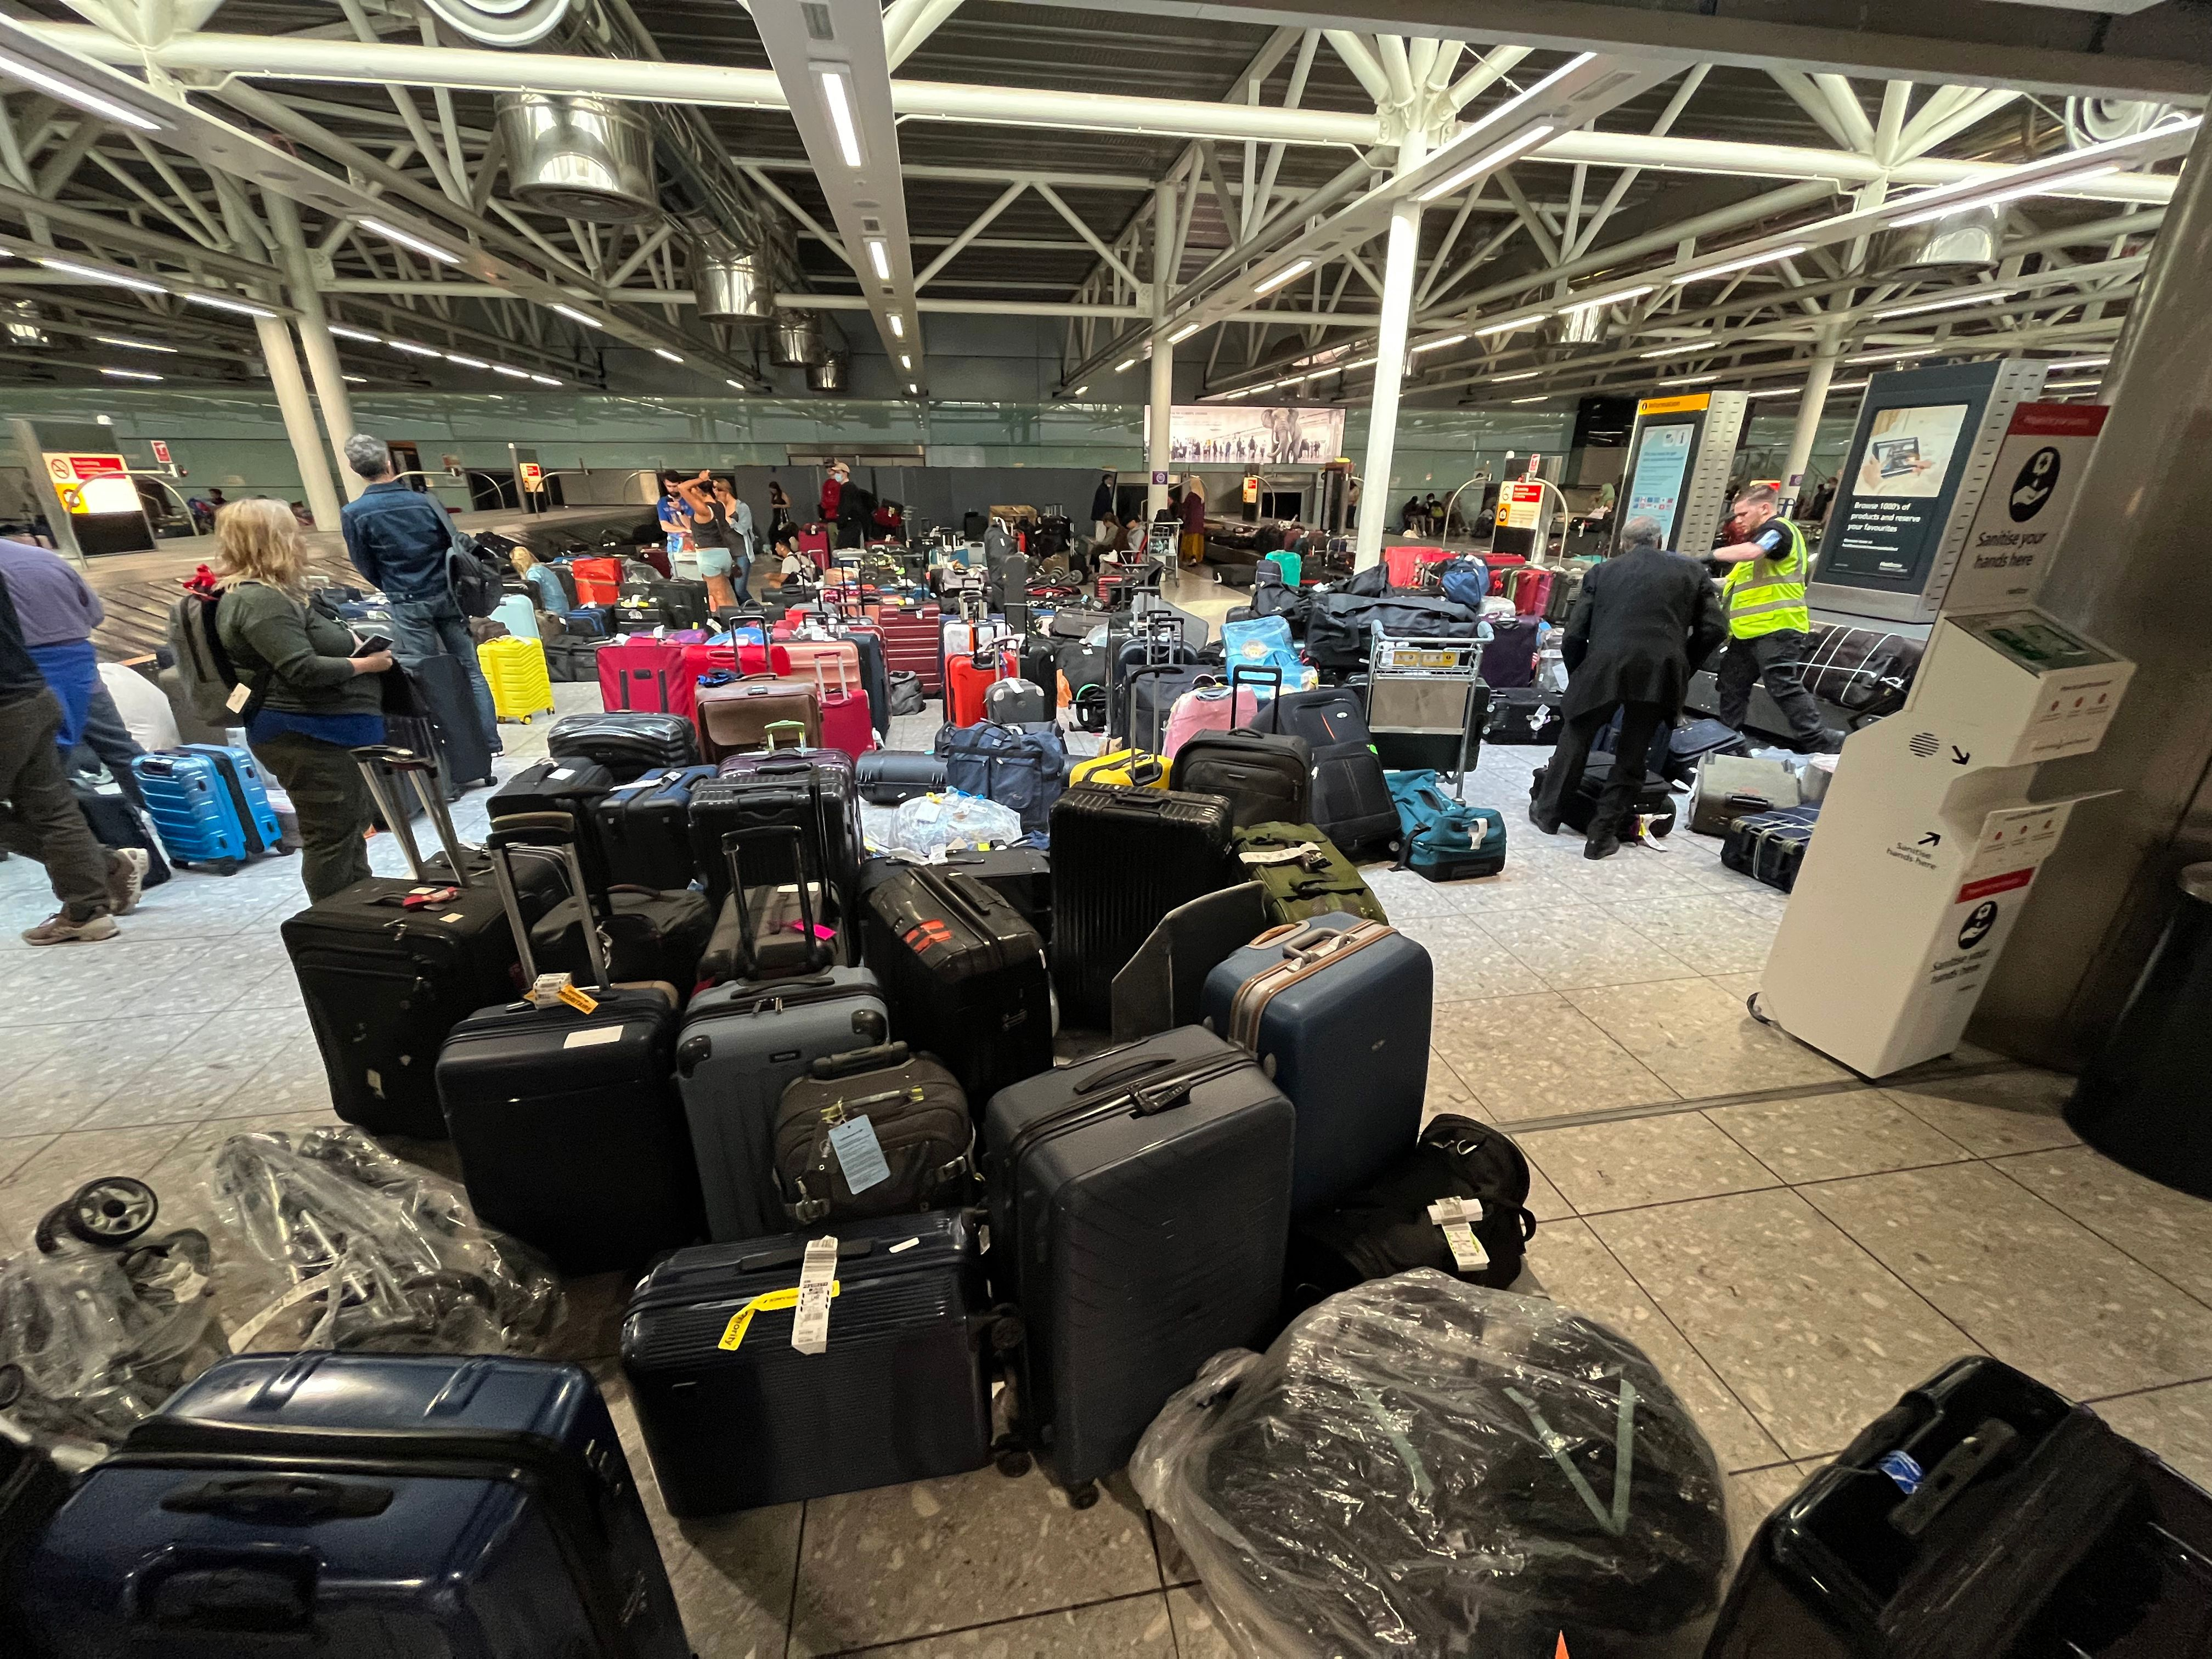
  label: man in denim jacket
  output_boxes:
[337,434,500,752]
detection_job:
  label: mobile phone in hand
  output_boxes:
[352,635,392,658]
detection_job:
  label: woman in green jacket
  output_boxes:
[215,498,394,900]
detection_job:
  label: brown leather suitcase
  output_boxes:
[696,675,821,761]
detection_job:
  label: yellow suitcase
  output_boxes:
[1070,747,1171,788]
[476,634,555,723]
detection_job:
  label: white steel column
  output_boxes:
[257,314,345,531]
[1780,340,1840,517]
[1147,182,1175,519]
[1353,128,1428,571]
[263,191,362,499]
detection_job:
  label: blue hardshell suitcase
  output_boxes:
[179,743,284,852]
[1202,912,1433,1214]
[131,749,252,869]
[621,1209,995,1514]
[19,1351,690,1659]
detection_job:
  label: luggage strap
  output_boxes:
[1229,922,1394,1052]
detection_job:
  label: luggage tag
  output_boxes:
[825,1111,892,1194]
[792,1234,839,1355]
[1427,1197,1490,1272]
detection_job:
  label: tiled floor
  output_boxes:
[5,583,2211,1655]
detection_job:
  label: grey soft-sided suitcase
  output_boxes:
[985,1024,1295,1498]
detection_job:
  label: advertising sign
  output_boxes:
[1623,423,1692,527]
[1151,404,1346,467]
[42,450,128,515]
[518,461,546,494]
[1933,402,2107,616]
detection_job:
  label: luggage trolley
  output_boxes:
[1365,623,1491,794]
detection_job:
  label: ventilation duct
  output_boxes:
[806,354,848,393]
[693,239,773,322]
[772,310,826,366]
[420,0,571,47]
[495,93,657,222]
[1879,202,2004,274]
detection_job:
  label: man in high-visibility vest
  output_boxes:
[1713,483,1836,751]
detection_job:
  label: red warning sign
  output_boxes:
[1956,868,2035,905]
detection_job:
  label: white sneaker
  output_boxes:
[23,910,119,945]
[107,847,151,915]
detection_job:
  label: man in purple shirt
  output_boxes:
[0,538,148,807]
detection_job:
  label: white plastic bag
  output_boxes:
[888,790,1024,857]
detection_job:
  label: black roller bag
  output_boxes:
[1531,759,1679,837]
[545,636,611,683]
[406,650,495,787]
[985,1024,1296,1496]
[1249,686,1397,855]
[771,1039,972,1223]
[434,812,704,1274]
[621,1210,997,1515]
[698,821,840,985]
[283,747,561,1138]
[594,764,714,890]
[547,710,699,780]
[489,758,617,895]
[1722,804,1820,891]
[860,862,1052,1105]
[68,777,172,890]
[856,750,946,804]
[690,751,861,912]
[1173,727,1312,828]
[1305,592,1481,672]
[944,845,1051,944]
[520,804,714,996]
[1049,783,1234,1027]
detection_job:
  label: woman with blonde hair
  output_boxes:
[215,496,394,900]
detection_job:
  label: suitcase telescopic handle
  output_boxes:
[351,744,471,888]
[721,814,829,977]
[485,811,614,990]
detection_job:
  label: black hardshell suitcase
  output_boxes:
[860,862,1053,1105]
[1250,687,1398,855]
[942,845,1052,945]
[283,748,560,1138]
[690,750,860,910]
[547,710,699,780]
[622,1211,997,1515]
[1049,783,1234,1026]
[406,650,496,788]
[434,815,704,1274]
[855,750,946,805]
[1171,728,1313,828]
[594,764,714,891]
[985,1025,1296,1496]
[1722,804,1820,891]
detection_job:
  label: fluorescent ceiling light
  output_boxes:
[1115,357,1137,371]
[1245,380,1279,393]
[187,292,276,319]
[1888,165,2119,229]
[900,354,912,369]
[1343,356,1378,371]
[1848,347,1937,366]
[1070,385,1087,396]
[1475,311,1550,337]
[1878,116,2196,224]
[39,257,164,295]
[1745,385,1805,398]
[492,365,530,378]
[361,217,460,267]
[95,335,174,353]
[325,324,380,343]
[551,303,602,329]
[1253,258,1313,296]
[0,46,165,133]
[889,313,905,338]
[444,353,486,368]
[726,377,743,388]
[1511,395,1547,403]
[1409,334,1468,354]
[2045,376,2104,389]
[1435,52,1593,159]
[819,67,864,168]
[1168,321,1200,343]
[1669,243,1808,285]
[1559,283,1655,313]
[1874,288,2017,320]
[908,382,919,394]
[866,239,891,280]
[1640,340,1712,358]
[1660,374,1718,385]
[101,366,162,380]
[532,374,562,385]
[1830,379,1870,391]
[390,340,441,357]
[1491,370,1541,382]
[653,347,684,363]
[342,374,368,384]
[2042,355,2111,371]
[1417,123,1556,205]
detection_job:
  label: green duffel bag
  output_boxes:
[1231,821,1390,926]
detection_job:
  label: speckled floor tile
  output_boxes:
[836,1594,1177,1658]
[2094,1380,2212,1491]
[1166,1588,1239,1659]
[0,1014,213,1136]
[0,1122,199,1254]
[1802,1161,2212,1402]
[1430,992,1677,1121]
[788,1466,1160,1656]
[1881,1067,2079,1156]
[1609,894,1782,977]
[1533,1220,1787,1474]
[1591,1189,1980,1460]
[1565,977,1851,1097]
[1360,865,1478,918]
[1479,905,1705,991]
[1423,861,1585,915]
[1996,1146,2212,1307]
[1388,913,1534,1000]
[1520,1113,1781,1214]
[74,1005,314,1128]
[1705,1090,1973,1185]
[1420,1049,1491,1124]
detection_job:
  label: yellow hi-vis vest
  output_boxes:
[1722,518,1812,639]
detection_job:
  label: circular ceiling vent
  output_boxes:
[419,0,572,48]
[2066,96,2176,148]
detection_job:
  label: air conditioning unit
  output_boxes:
[772,310,827,366]
[692,238,773,322]
[495,92,657,223]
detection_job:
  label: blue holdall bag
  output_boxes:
[934,720,1068,834]
[1387,769,1506,881]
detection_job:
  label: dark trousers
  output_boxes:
[1537,699,1667,839]
[68,682,148,809]
[250,730,374,902]
[1716,629,1827,747]
[0,688,114,919]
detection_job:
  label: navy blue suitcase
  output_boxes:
[1201,913,1432,1214]
[20,1351,689,1659]
[595,764,715,890]
[622,1209,997,1514]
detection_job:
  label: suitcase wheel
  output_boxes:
[37,1175,159,1253]
[1066,1480,1101,1509]
[991,1435,1032,1479]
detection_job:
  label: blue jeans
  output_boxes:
[388,594,501,753]
[68,682,148,809]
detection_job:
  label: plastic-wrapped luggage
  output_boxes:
[889,791,1024,858]
[1132,1274,1731,1659]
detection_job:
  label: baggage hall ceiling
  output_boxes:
[0,0,2204,409]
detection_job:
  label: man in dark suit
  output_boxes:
[1531,515,1730,860]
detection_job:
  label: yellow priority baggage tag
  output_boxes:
[715,1278,842,1350]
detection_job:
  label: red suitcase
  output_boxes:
[946,645,1017,729]
[1514,568,1554,617]
[872,601,944,695]
[798,524,832,564]
[598,638,699,723]
[572,556,624,607]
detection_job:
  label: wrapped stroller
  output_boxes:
[1132,1272,1730,1658]
[207,1128,563,1356]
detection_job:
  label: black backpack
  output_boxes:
[1284,1114,1537,1313]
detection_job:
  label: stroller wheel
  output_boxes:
[64,1176,159,1247]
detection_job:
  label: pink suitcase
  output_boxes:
[776,638,860,697]
[1160,674,1273,758]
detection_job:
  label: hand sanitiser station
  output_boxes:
[1756,381,2131,1077]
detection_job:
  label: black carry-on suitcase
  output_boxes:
[594,764,714,891]
[405,651,496,788]
[622,1210,1002,1515]
[508,808,714,995]
[860,862,1053,1105]
[1050,783,1234,1027]
[985,1025,1296,1498]
[1250,686,1400,855]
[283,747,561,1138]
[697,821,841,985]
[433,812,704,1274]
[1531,759,1679,838]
